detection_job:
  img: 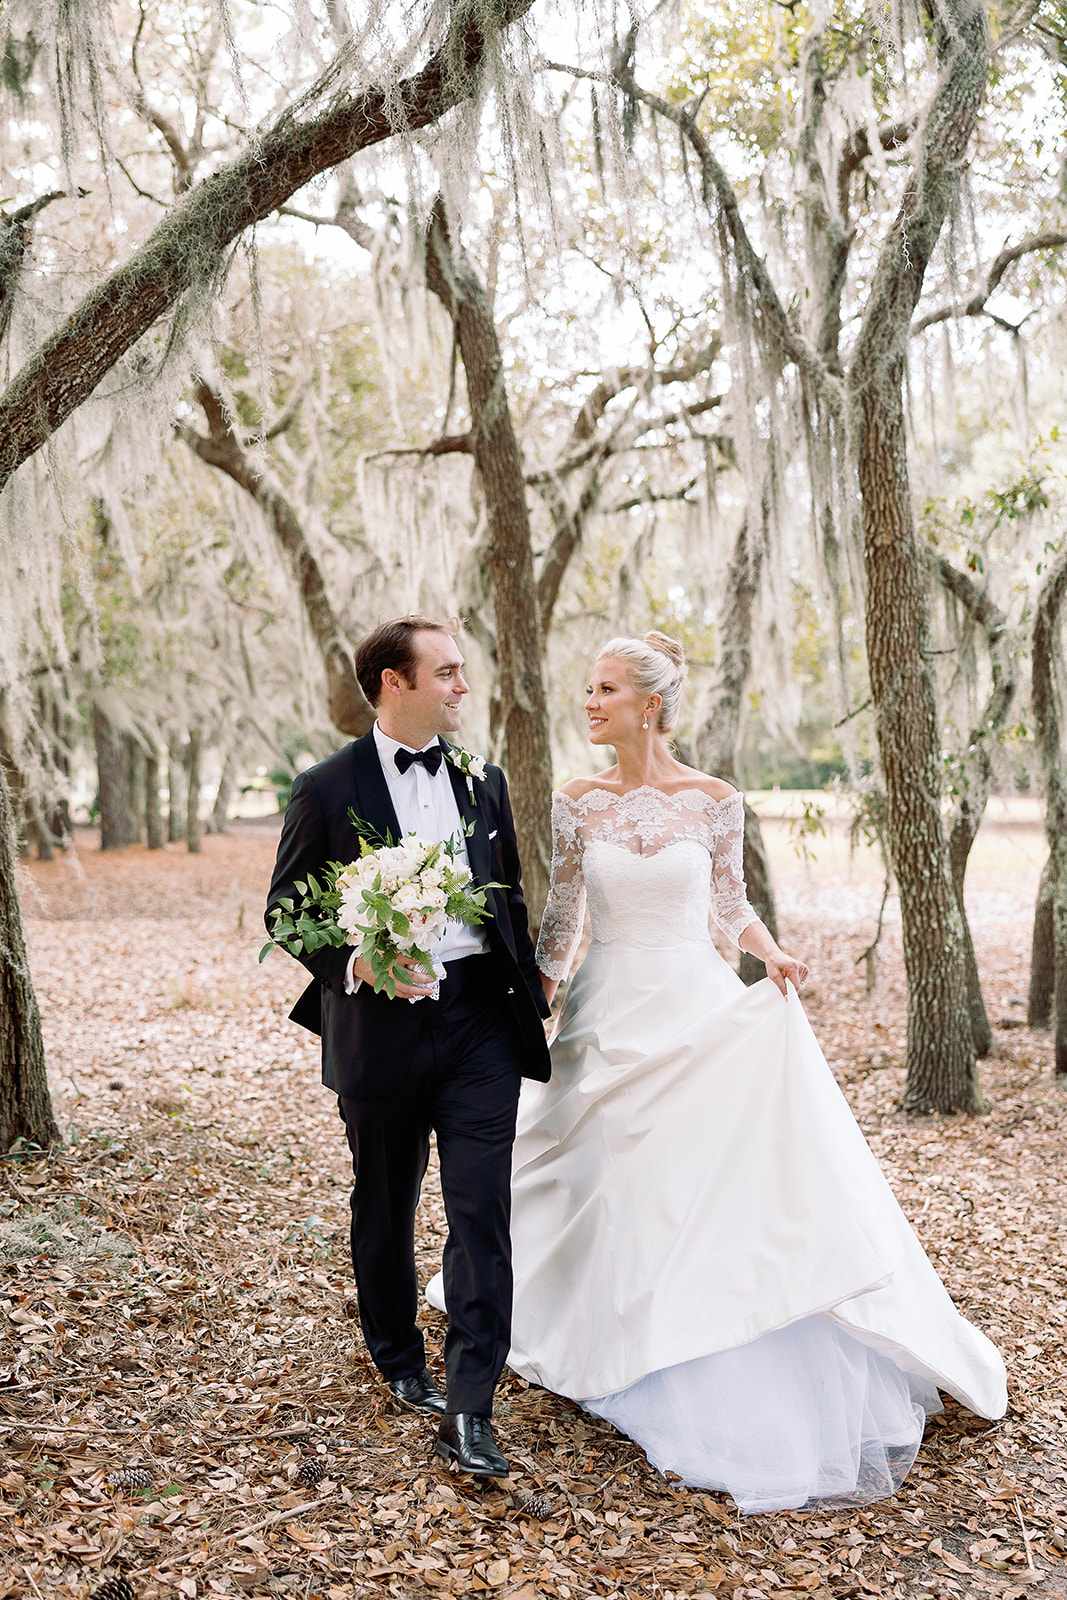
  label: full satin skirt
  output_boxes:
[430,936,1006,1513]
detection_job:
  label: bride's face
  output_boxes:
[585,657,643,745]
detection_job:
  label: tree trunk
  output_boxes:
[178,388,373,739]
[0,0,539,497]
[1029,854,1054,1028]
[125,734,145,845]
[948,831,992,1058]
[693,509,780,984]
[854,379,978,1112]
[935,555,1015,1057]
[145,752,164,850]
[848,0,990,1114]
[93,703,133,851]
[738,810,780,986]
[425,197,553,921]
[24,805,55,862]
[167,731,186,843]
[1030,547,1067,1073]
[186,727,202,855]
[0,765,59,1151]
[209,741,239,834]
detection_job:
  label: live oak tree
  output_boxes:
[558,0,1060,1112]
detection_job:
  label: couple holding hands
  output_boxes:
[267,615,1004,1515]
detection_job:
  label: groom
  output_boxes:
[265,616,551,1477]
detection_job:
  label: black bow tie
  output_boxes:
[394,745,444,777]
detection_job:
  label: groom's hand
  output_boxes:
[350,953,436,1000]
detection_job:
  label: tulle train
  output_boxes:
[583,1313,942,1515]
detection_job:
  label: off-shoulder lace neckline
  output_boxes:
[553,785,742,808]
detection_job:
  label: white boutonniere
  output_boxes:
[446,745,487,805]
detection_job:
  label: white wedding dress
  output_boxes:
[429,787,1006,1513]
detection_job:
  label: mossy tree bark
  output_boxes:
[1030,546,1067,1074]
[178,387,374,739]
[693,508,780,985]
[425,197,553,922]
[852,370,980,1112]
[0,0,538,497]
[0,765,58,1152]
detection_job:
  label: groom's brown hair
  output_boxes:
[355,615,457,706]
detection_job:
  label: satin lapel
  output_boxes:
[349,731,403,846]
[442,741,494,893]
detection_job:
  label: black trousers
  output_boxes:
[338,955,524,1416]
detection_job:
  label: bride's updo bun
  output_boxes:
[596,630,688,733]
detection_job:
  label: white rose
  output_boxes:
[409,908,447,946]
[468,755,486,779]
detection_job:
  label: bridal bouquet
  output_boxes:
[261,818,498,1000]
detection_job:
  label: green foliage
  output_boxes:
[786,796,826,862]
[262,825,501,1002]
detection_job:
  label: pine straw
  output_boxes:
[2,815,1065,1600]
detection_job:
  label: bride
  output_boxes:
[434,631,1007,1512]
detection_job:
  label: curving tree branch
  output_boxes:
[177,384,375,739]
[912,230,1067,334]
[0,0,538,496]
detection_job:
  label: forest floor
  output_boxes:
[2,808,1066,1600]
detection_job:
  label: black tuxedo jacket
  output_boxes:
[265,731,552,1099]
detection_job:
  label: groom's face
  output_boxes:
[387,629,469,743]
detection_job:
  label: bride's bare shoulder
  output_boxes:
[557,770,619,802]
[668,766,738,802]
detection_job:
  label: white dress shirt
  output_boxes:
[343,722,488,993]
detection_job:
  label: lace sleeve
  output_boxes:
[535,794,586,981]
[708,793,760,947]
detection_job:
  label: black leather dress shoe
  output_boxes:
[387,1368,447,1415]
[435,1412,509,1477]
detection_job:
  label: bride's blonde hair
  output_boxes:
[596,631,688,733]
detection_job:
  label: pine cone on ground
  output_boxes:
[294,1456,326,1487]
[90,1579,136,1600]
[107,1467,153,1491]
[518,1491,552,1520]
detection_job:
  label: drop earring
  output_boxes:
[642,715,649,729]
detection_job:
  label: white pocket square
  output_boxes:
[488,829,498,840]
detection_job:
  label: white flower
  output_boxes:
[391,884,424,916]
[445,746,488,804]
